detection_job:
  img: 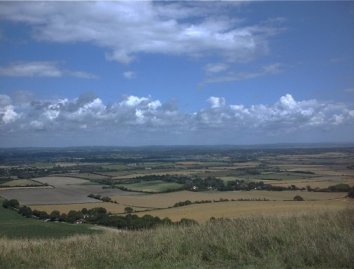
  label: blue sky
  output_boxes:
[0,1,353,146]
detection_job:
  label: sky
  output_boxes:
[0,0,353,147]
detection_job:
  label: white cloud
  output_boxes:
[0,95,20,124]
[1,93,353,145]
[205,63,228,74]
[0,62,97,79]
[0,1,280,64]
[0,62,62,77]
[123,71,136,79]
[120,96,149,107]
[208,96,226,109]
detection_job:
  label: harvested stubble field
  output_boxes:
[137,198,354,223]
[265,178,354,188]
[111,190,346,209]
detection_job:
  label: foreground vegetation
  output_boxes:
[0,209,353,269]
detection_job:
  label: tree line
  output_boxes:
[2,199,197,230]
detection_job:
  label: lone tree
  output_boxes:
[124,207,134,214]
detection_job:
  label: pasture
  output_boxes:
[0,179,44,187]
[116,180,184,193]
[0,202,98,239]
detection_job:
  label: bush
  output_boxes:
[18,206,32,218]
[32,210,49,220]
[348,187,354,198]
[124,207,134,214]
[67,210,83,223]
[328,184,351,192]
[101,196,112,202]
[49,210,61,221]
[293,195,304,201]
[2,199,20,209]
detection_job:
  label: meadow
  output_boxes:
[0,209,352,269]
[0,201,98,239]
[116,180,185,193]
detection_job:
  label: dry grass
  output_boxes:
[0,209,353,269]
[265,178,354,188]
[137,199,354,223]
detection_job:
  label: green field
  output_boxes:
[0,179,43,187]
[116,180,185,193]
[0,204,99,239]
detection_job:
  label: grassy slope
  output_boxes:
[0,209,353,269]
[0,205,98,239]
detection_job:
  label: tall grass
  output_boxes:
[0,209,353,269]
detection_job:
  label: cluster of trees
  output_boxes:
[120,175,271,192]
[88,193,113,202]
[2,199,198,229]
[0,167,49,179]
[306,183,353,193]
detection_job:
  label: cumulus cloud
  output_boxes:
[0,1,280,64]
[0,62,97,79]
[1,92,353,145]
[0,94,20,124]
[208,96,226,108]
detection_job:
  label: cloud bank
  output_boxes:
[1,93,353,146]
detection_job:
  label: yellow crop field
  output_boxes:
[265,178,354,189]
[111,190,346,209]
[137,199,354,223]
